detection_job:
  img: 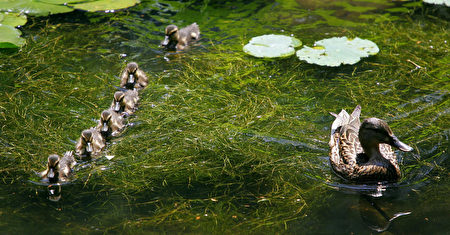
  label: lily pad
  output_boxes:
[0,25,25,48]
[423,0,450,6]
[296,37,379,67]
[0,0,74,16]
[0,12,27,27]
[243,34,302,58]
[69,0,140,12]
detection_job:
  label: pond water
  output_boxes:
[0,0,448,233]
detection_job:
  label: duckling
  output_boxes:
[329,105,413,183]
[120,62,149,90]
[40,154,60,183]
[110,90,139,116]
[161,23,200,50]
[59,151,76,182]
[75,127,106,158]
[97,109,125,139]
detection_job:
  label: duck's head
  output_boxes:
[161,25,179,47]
[126,62,138,84]
[100,110,112,132]
[46,154,60,180]
[113,91,125,112]
[81,130,94,153]
[359,118,413,152]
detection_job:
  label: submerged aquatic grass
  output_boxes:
[0,2,449,234]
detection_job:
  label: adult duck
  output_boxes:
[329,105,413,183]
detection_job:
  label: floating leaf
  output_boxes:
[69,0,140,12]
[423,0,450,6]
[0,25,25,48]
[243,34,302,58]
[0,12,27,27]
[0,0,74,16]
[296,37,379,67]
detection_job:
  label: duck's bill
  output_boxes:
[161,36,169,46]
[390,135,413,152]
[114,102,121,112]
[128,74,135,84]
[101,122,109,132]
[48,168,55,178]
[86,142,93,153]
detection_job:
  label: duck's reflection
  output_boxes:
[358,194,411,232]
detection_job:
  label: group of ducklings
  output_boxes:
[41,23,414,184]
[41,62,148,183]
[40,23,200,184]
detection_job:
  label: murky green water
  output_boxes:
[0,0,448,233]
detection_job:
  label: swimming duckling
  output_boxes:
[161,23,200,50]
[59,151,76,182]
[40,154,60,183]
[110,90,139,116]
[75,128,106,159]
[97,109,125,139]
[120,62,149,90]
[329,105,413,183]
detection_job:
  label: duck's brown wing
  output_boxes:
[329,105,362,178]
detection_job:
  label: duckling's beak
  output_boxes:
[48,168,55,178]
[86,142,93,153]
[114,102,121,112]
[161,36,169,47]
[101,122,109,132]
[128,74,135,84]
[390,135,413,152]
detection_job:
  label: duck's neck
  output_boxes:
[363,144,390,165]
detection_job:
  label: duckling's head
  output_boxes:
[161,25,179,47]
[47,154,60,180]
[126,62,138,84]
[359,118,413,152]
[126,62,138,74]
[113,91,125,112]
[100,110,112,132]
[81,130,94,153]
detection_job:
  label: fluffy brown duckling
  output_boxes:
[161,23,200,50]
[75,128,106,159]
[40,154,60,183]
[119,62,149,90]
[329,105,413,183]
[110,90,139,116]
[40,151,76,183]
[59,151,76,181]
[97,109,125,139]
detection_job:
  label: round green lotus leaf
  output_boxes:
[0,12,27,27]
[296,37,379,67]
[243,34,302,58]
[0,0,73,16]
[0,24,25,48]
[423,0,450,6]
[69,0,140,12]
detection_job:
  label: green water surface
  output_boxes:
[0,0,449,233]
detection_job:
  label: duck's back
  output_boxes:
[329,105,362,179]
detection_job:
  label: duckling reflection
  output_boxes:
[110,90,139,116]
[97,109,125,139]
[47,184,62,202]
[161,23,200,50]
[120,62,148,90]
[75,128,105,159]
[40,154,60,183]
[329,105,413,183]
